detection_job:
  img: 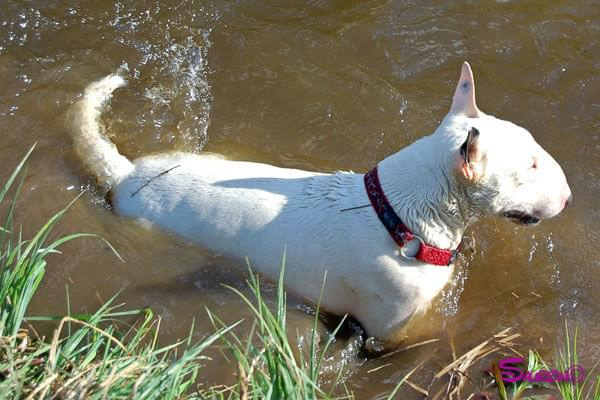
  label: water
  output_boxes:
[1,1,599,398]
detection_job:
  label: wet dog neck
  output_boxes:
[376,136,475,250]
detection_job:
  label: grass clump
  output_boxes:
[480,325,600,400]
[211,264,350,399]
[542,323,600,400]
[1,300,232,399]
[0,147,234,399]
[209,261,408,400]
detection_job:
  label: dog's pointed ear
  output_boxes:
[450,61,481,118]
[458,127,483,181]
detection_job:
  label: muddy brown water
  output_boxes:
[1,0,599,398]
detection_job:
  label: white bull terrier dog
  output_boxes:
[68,62,572,350]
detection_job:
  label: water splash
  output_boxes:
[156,35,212,152]
[110,2,214,152]
[438,264,467,317]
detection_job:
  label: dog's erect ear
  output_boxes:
[458,127,483,181]
[450,61,481,118]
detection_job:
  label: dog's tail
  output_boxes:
[67,74,134,190]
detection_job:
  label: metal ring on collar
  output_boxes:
[399,234,425,260]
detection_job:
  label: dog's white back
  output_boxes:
[68,63,571,348]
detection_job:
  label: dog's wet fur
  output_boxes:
[67,62,571,351]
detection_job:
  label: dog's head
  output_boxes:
[439,62,571,225]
